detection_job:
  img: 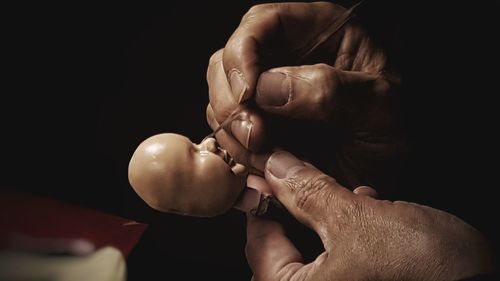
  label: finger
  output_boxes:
[247,174,272,195]
[207,103,250,164]
[246,214,304,281]
[255,64,389,121]
[223,2,347,103]
[353,185,378,198]
[206,104,267,172]
[206,100,265,152]
[207,49,238,123]
[235,176,273,213]
[207,52,266,150]
[264,150,357,236]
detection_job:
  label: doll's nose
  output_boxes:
[200,137,218,153]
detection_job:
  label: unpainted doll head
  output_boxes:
[128,133,248,217]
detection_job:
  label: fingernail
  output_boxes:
[231,119,253,148]
[267,151,305,179]
[229,68,249,103]
[234,187,261,214]
[256,72,290,107]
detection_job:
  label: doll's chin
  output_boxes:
[231,164,247,176]
[225,152,248,176]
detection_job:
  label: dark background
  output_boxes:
[2,0,499,279]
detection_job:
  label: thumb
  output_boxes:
[256,64,389,121]
[264,150,356,236]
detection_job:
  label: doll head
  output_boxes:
[128,133,248,217]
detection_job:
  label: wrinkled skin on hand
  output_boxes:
[206,2,405,192]
[245,151,494,281]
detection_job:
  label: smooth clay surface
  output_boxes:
[128,133,247,217]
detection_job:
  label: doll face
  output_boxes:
[128,133,247,217]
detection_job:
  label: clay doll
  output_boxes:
[128,133,272,217]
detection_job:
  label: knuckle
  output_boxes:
[310,64,338,120]
[285,173,334,213]
[328,197,363,232]
[245,3,275,17]
[208,49,224,66]
[241,4,280,33]
[205,103,215,124]
[342,198,364,222]
[246,4,264,16]
[207,49,223,83]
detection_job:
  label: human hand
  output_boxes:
[206,2,404,189]
[245,151,494,281]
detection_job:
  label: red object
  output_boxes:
[0,190,147,257]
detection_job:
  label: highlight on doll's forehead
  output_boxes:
[144,141,165,156]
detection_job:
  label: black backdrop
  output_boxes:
[2,1,499,279]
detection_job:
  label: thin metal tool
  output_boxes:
[294,0,364,63]
[204,108,244,141]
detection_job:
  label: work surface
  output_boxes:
[0,190,254,280]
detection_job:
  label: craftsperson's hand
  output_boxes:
[206,2,404,189]
[245,151,494,281]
